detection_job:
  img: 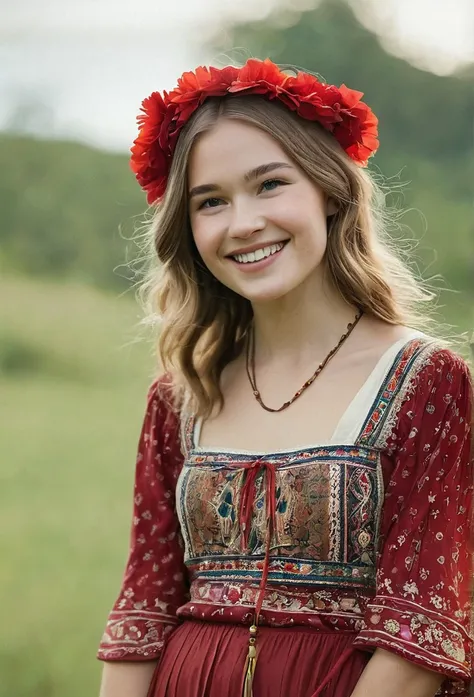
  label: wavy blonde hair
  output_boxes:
[139,95,438,417]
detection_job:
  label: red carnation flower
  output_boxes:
[169,65,239,125]
[229,58,300,110]
[131,91,172,203]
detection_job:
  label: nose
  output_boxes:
[227,200,265,239]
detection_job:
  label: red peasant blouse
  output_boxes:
[98,338,473,696]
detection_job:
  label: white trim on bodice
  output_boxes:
[191,331,424,455]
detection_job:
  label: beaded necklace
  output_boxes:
[246,310,363,413]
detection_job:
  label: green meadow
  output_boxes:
[0,275,153,697]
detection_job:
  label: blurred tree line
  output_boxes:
[0,0,472,309]
[217,0,474,304]
[0,136,143,289]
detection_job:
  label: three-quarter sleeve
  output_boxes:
[354,348,473,691]
[97,379,188,661]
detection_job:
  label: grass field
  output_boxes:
[1,276,152,697]
[0,274,472,697]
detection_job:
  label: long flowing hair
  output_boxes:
[138,95,438,417]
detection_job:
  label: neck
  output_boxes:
[250,276,360,367]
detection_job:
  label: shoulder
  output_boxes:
[136,375,185,485]
[362,337,472,451]
[144,373,183,446]
[146,373,180,411]
[404,340,472,397]
[392,340,472,445]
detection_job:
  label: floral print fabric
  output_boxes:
[353,345,473,694]
[98,340,473,695]
[97,384,188,659]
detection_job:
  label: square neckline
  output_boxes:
[189,331,424,457]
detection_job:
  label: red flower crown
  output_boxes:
[130,58,379,205]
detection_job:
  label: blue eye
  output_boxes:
[260,179,284,192]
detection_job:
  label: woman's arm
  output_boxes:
[97,379,188,682]
[350,649,443,697]
[99,661,158,697]
[353,348,473,693]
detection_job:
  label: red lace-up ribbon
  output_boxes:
[237,459,356,696]
[238,459,277,697]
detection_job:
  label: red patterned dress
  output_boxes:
[98,336,473,697]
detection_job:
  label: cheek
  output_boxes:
[269,187,327,227]
[191,218,222,268]
[191,216,210,252]
[269,199,328,244]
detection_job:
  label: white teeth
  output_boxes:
[233,242,284,264]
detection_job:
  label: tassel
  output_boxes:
[242,624,258,697]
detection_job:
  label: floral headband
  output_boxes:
[130,58,379,205]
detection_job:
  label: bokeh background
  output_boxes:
[1,1,473,695]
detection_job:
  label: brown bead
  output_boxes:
[246,310,363,413]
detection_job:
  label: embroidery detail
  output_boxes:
[99,610,177,659]
[384,619,400,635]
[355,597,472,679]
[442,640,466,663]
[180,413,195,458]
[176,447,383,598]
[179,579,372,632]
[357,338,437,449]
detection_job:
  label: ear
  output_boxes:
[327,197,338,216]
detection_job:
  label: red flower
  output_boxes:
[228,58,298,109]
[130,58,379,204]
[130,91,172,204]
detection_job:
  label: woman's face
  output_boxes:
[188,118,334,305]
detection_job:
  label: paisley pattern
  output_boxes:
[98,340,473,697]
[177,447,383,590]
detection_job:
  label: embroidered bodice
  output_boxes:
[177,429,383,627]
[98,337,473,697]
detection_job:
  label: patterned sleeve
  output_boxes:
[97,378,188,661]
[354,348,473,692]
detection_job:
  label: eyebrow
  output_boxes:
[188,161,294,199]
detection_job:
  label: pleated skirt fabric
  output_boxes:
[147,621,370,697]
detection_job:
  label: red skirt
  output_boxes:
[148,621,371,697]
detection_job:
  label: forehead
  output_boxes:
[188,119,291,185]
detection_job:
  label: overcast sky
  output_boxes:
[1,0,473,151]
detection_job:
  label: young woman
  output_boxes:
[97,59,473,697]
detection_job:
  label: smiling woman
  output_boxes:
[188,121,334,304]
[97,59,473,697]
[141,89,426,416]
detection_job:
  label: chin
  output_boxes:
[234,282,295,304]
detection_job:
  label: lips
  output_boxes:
[232,242,285,264]
[226,240,288,273]
[226,240,289,259]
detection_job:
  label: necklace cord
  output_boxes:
[246,310,363,413]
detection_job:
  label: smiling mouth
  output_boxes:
[230,241,287,264]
